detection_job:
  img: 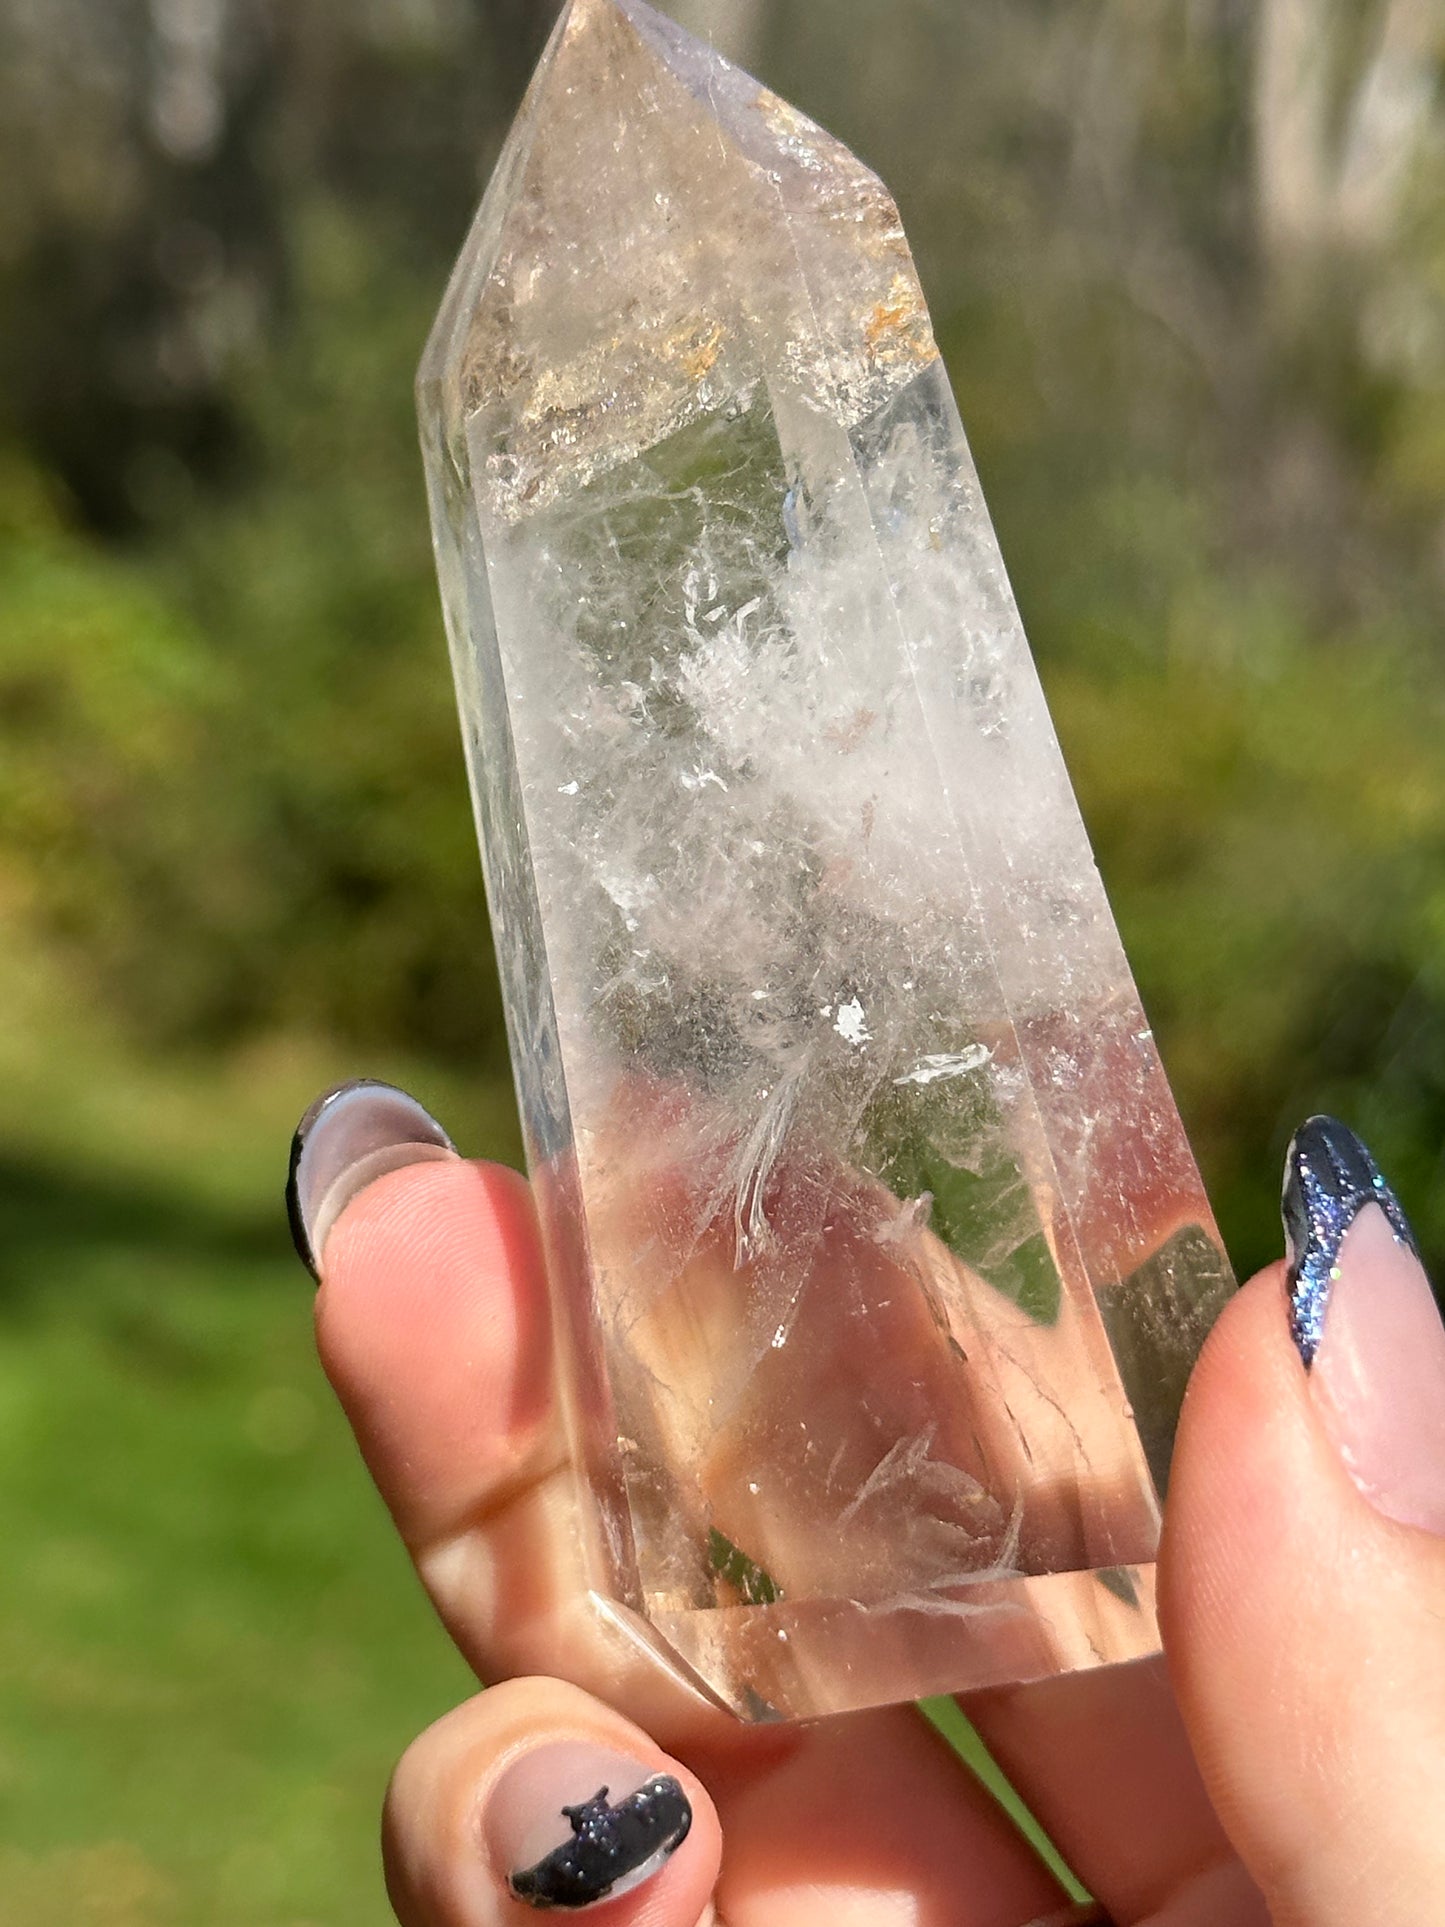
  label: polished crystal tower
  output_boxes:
[418,0,1233,1720]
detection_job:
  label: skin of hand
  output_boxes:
[288,1089,1445,1927]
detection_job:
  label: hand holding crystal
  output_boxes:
[300,0,1445,1910]
[289,1085,1445,1925]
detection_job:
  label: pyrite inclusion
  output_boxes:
[418,0,1234,1720]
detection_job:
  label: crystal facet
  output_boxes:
[418,0,1235,1720]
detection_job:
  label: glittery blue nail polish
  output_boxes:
[1281,1116,1419,1367]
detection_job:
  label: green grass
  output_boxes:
[918,1699,1088,1904]
[0,957,511,1924]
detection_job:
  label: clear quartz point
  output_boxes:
[418,0,1235,1720]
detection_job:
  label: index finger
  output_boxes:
[312,1143,737,1752]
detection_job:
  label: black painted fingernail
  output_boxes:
[285,1079,456,1281]
[1281,1115,1419,1367]
[486,1743,692,1911]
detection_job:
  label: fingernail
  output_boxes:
[485,1743,692,1911]
[285,1079,456,1281]
[1283,1115,1445,1533]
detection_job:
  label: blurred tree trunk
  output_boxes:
[1335,0,1439,245]
[1254,0,1440,260]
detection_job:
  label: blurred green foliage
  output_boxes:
[0,951,511,1923]
[4,0,1443,1274]
[2,0,1444,1918]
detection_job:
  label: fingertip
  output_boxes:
[316,1155,545,1409]
[1161,1260,1325,1677]
[1164,1247,1445,1672]
[385,1680,722,1927]
[317,1154,539,1327]
[1165,1262,1299,1547]
[316,1157,556,1548]
[1161,1258,1445,1919]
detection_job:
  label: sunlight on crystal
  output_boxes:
[418,0,1235,1720]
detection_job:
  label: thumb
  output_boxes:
[1161,1117,1445,1927]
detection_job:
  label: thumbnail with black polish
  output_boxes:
[508,1775,692,1911]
